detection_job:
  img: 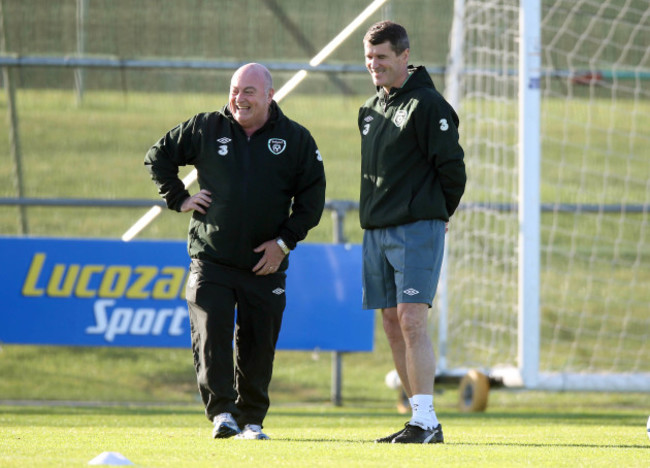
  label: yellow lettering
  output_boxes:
[98,266,131,298]
[75,265,105,298]
[126,266,158,299]
[21,256,192,301]
[152,267,187,299]
[46,264,80,297]
[22,253,46,297]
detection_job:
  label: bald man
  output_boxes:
[145,63,326,440]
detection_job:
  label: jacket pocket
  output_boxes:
[408,176,450,221]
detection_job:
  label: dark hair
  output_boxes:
[363,21,410,55]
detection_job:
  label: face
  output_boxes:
[364,40,410,92]
[229,66,274,134]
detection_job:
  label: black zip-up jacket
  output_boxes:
[145,101,326,271]
[358,65,466,229]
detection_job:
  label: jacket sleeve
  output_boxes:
[278,130,326,249]
[144,115,202,212]
[416,95,467,217]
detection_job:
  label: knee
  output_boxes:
[382,309,403,343]
[400,319,426,344]
[397,307,429,344]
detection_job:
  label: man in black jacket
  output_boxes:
[359,22,466,444]
[145,63,326,440]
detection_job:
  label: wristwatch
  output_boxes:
[275,237,290,255]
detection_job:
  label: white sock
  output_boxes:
[429,403,440,428]
[408,397,414,410]
[410,394,439,430]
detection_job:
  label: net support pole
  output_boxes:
[0,0,28,234]
[121,0,390,242]
[75,0,88,106]
[518,0,541,389]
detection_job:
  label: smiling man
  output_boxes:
[358,22,466,444]
[144,63,326,441]
[228,64,274,137]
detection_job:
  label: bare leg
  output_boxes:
[381,307,412,397]
[379,303,439,442]
[396,302,435,396]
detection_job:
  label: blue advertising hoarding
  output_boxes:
[0,237,373,352]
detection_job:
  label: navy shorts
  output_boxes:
[362,219,446,310]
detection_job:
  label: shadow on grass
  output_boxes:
[2,402,646,431]
[269,407,646,429]
[238,437,650,450]
[450,441,650,450]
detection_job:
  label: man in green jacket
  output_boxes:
[359,21,466,444]
[145,63,326,440]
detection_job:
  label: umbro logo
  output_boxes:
[364,116,374,122]
[272,288,285,295]
[217,137,231,156]
[403,288,419,296]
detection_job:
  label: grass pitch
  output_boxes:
[0,89,648,466]
[1,334,648,466]
[1,393,648,468]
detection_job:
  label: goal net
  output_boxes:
[440,0,650,391]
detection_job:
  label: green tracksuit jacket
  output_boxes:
[145,101,326,271]
[358,65,466,229]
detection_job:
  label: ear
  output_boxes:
[401,48,410,64]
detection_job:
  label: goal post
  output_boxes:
[518,0,541,390]
[439,0,650,392]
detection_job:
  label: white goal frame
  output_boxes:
[441,0,650,392]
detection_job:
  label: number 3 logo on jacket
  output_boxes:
[362,115,373,135]
[217,137,231,156]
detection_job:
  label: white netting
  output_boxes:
[441,0,650,385]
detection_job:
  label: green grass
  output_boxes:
[0,90,647,365]
[1,322,648,467]
[1,4,649,463]
[0,89,648,466]
[0,314,395,405]
[0,395,648,467]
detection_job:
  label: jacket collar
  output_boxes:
[378,65,436,100]
[222,100,282,135]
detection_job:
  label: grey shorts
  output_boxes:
[362,219,446,310]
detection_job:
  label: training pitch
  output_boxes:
[1,391,648,467]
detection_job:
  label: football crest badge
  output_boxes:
[268,138,287,155]
[393,109,408,127]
